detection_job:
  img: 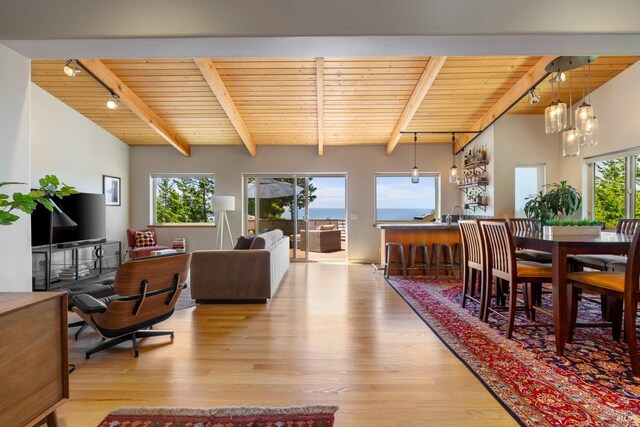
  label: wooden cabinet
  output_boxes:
[0,292,68,427]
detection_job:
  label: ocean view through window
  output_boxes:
[375,174,439,222]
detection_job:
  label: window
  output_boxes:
[514,164,545,218]
[593,157,626,228]
[151,174,215,224]
[375,174,439,222]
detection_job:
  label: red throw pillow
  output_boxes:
[134,230,156,247]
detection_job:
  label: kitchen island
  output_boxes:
[376,222,461,265]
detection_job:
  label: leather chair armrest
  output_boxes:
[72,294,108,314]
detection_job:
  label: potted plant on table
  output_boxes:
[524,181,601,236]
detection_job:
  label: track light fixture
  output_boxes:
[528,89,540,104]
[106,93,119,110]
[63,59,81,77]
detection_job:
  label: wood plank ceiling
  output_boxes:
[31,56,638,156]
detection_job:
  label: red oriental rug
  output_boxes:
[98,405,338,427]
[387,277,640,427]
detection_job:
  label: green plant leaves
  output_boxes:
[0,211,20,225]
[524,181,582,222]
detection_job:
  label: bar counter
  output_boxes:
[376,222,461,265]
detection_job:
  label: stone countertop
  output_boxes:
[376,222,460,230]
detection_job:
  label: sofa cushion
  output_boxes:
[235,234,257,250]
[250,229,284,249]
[134,230,156,247]
[317,224,337,230]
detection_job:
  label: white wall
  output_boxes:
[0,45,31,291]
[130,144,460,263]
[30,84,130,249]
[493,115,564,217]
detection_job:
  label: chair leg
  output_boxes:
[384,245,391,278]
[481,274,492,323]
[461,266,469,308]
[409,245,416,278]
[567,284,580,343]
[74,323,89,341]
[86,330,174,359]
[524,283,533,321]
[611,298,623,342]
[625,297,640,377]
[446,246,455,278]
[506,281,518,339]
[86,334,134,359]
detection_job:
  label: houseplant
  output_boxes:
[0,175,77,225]
[524,181,599,235]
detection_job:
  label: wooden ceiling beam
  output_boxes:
[385,56,447,155]
[79,59,191,157]
[316,57,325,156]
[194,58,257,156]
[454,55,557,152]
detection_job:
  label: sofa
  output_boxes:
[190,229,290,303]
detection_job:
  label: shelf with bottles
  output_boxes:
[462,190,489,213]
[457,168,489,190]
[463,144,488,169]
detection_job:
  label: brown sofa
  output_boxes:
[190,229,290,303]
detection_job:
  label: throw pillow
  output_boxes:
[134,230,156,247]
[234,234,256,250]
[317,224,336,230]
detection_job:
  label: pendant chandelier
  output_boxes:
[411,133,419,183]
[543,56,599,155]
[449,133,458,184]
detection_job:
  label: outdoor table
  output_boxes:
[512,231,632,356]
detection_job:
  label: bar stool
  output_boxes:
[431,243,457,279]
[408,243,430,278]
[452,242,463,278]
[384,243,407,278]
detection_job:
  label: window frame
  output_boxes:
[373,172,441,223]
[514,163,546,218]
[150,173,216,226]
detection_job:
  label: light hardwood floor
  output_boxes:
[58,263,517,426]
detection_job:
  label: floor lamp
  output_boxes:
[211,195,235,249]
[47,198,77,291]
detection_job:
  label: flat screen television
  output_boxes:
[31,192,107,247]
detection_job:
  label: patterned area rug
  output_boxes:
[99,405,338,426]
[386,277,640,427]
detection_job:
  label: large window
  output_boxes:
[375,174,439,222]
[514,164,545,218]
[151,174,215,224]
[593,157,626,228]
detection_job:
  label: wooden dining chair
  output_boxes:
[572,218,640,271]
[566,227,640,376]
[459,220,486,318]
[479,221,553,338]
[507,218,552,264]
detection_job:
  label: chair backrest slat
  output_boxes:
[480,220,515,281]
[459,220,484,266]
[616,218,640,235]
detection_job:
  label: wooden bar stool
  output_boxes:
[408,243,430,278]
[431,243,456,279]
[384,243,407,278]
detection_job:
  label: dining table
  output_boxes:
[513,230,632,356]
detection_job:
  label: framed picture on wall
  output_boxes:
[103,175,121,206]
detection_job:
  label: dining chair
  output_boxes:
[566,227,640,376]
[459,220,486,318]
[480,220,553,338]
[507,218,552,263]
[571,218,640,271]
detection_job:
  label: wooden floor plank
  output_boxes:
[58,263,516,426]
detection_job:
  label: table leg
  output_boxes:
[552,246,568,356]
[47,411,59,427]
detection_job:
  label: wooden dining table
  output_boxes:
[513,231,632,356]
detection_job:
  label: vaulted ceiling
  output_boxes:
[31,56,638,157]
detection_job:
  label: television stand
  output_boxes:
[32,240,122,291]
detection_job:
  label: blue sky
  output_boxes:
[376,176,436,209]
[309,177,346,208]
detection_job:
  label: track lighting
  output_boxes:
[63,59,80,77]
[106,93,119,110]
[549,71,565,84]
[528,89,540,104]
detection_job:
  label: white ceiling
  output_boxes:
[2,0,640,59]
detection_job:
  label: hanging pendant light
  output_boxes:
[562,60,580,157]
[575,61,593,136]
[544,79,559,134]
[555,70,568,132]
[411,133,419,184]
[449,133,458,184]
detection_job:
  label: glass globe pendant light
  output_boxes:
[544,79,559,134]
[449,133,458,184]
[575,62,593,136]
[411,133,420,184]
[562,62,580,157]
